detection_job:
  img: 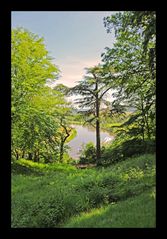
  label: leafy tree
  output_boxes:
[52,85,74,162]
[70,65,115,163]
[12,28,59,123]
[102,11,156,142]
[53,83,70,95]
[11,28,64,162]
[12,29,76,163]
[58,117,72,162]
[103,11,156,80]
[12,87,61,162]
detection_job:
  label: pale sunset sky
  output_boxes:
[12,11,116,88]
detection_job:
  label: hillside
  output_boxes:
[11,154,156,228]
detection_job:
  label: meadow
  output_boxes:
[12,154,155,228]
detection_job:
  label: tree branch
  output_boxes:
[99,86,113,99]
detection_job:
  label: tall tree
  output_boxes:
[102,11,156,141]
[103,11,156,80]
[71,65,114,163]
[12,28,59,123]
[11,28,62,162]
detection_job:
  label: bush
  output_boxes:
[79,142,96,164]
[101,138,155,165]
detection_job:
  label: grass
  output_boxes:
[64,188,156,228]
[11,154,156,228]
[12,158,77,174]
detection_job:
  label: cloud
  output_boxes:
[49,55,117,106]
[52,56,100,87]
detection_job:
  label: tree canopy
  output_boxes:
[12,28,73,162]
[102,11,156,143]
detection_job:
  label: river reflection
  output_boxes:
[67,125,114,159]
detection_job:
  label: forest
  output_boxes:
[11,11,156,228]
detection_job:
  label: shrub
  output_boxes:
[101,139,155,165]
[79,142,96,164]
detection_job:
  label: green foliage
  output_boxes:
[11,160,44,176]
[102,11,156,143]
[11,15,156,228]
[101,138,155,165]
[68,112,85,125]
[12,28,59,122]
[12,28,59,162]
[12,154,155,227]
[12,159,77,174]
[64,188,155,228]
[11,28,74,163]
[79,142,97,164]
[66,128,77,142]
[53,83,70,95]
[70,65,117,161]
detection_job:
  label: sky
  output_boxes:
[12,11,116,88]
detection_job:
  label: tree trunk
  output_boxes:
[34,150,39,162]
[15,150,19,160]
[28,152,32,160]
[95,79,101,163]
[141,99,145,142]
[144,111,151,140]
[22,150,25,158]
[59,118,71,162]
[142,125,145,141]
[96,117,101,162]
[59,140,64,162]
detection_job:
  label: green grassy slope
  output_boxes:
[11,154,155,228]
[64,189,155,228]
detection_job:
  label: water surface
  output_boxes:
[67,125,114,159]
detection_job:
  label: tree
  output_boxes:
[58,117,72,162]
[11,28,62,162]
[130,11,156,81]
[102,11,156,142]
[70,65,114,164]
[12,28,59,123]
[103,11,156,80]
[53,84,74,162]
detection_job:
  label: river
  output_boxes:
[67,125,114,159]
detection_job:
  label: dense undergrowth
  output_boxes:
[64,188,155,228]
[11,154,155,228]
